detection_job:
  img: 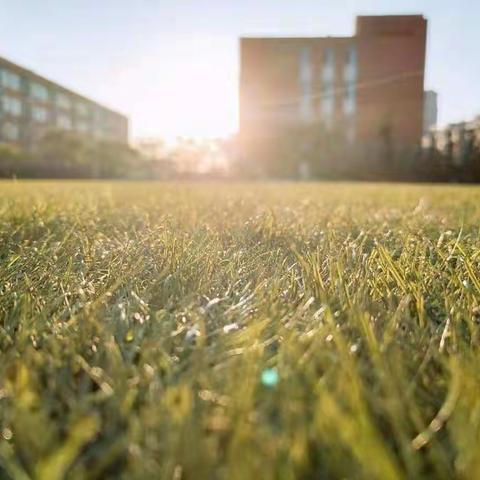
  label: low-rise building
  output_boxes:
[0,55,128,149]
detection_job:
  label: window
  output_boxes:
[56,114,72,130]
[321,48,336,125]
[299,47,312,85]
[343,86,356,116]
[299,47,314,122]
[322,48,335,83]
[345,45,357,66]
[321,88,335,124]
[31,106,49,123]
[0,70,21,91]
[300,94,314,122]
[101,126,112,138]
[30,82,49,101]
[76,102,90,117]
[93,108,104,124]
[1,122,20,141]
[2,96,23,117]
[343,45,357,84]
[56,92,71,110]
[324,48,335,64]
[343,45,357,117]
[76,121,89,133]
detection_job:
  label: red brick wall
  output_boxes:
[238,15,428,171]
[239,37,353,137]
[355,16,427,146]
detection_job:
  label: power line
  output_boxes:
[250,69,424,110]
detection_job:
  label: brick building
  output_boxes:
[0,55,128,149]
[239,15,428,175]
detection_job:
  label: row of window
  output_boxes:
[0,119,123,143]
[299,46,357,83]
[298,45,358,122]
[0,93,122,128]
[1,96,59,124]
[0,67,97,116]
[2,96,54,124]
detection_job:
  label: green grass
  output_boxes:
[1,181,480,480]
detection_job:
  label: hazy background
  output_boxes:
[1,0,478,140]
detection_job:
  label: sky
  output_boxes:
[1,0,479,140]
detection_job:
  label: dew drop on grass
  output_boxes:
[223,323,239,334]
[185,326,201,344]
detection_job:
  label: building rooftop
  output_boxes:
[0,54,125,118]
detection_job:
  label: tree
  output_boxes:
[0,144,32,178]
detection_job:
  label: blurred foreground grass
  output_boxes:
[1,181,480,479]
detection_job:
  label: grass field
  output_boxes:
[1,181,480,480]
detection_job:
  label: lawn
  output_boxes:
[0,181,480,480]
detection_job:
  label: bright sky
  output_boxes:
[1,0,479,140]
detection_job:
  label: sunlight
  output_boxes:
[155,64,237,141]
[110,35,239,140]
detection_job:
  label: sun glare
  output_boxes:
[115,36,239,141]
[158,68,237,141]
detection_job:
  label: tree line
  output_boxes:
[0,131,148,179]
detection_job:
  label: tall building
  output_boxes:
[239,15,427,171]
[423,90,438,132]
[0,55,128,149]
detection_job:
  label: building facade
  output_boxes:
[423,90,438,133]
[423,116,480,167]
[0,56,128,149]
[239,15,428,173]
